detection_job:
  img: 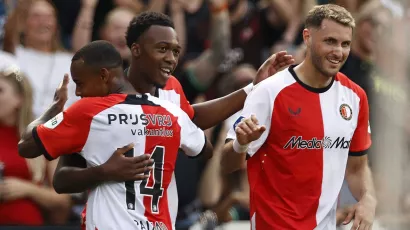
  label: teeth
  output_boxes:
[161,68,171,74]
[328,59,340,64]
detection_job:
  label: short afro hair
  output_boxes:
[126,11,174,49]
[72,40,123,68]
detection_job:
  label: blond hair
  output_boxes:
[305,4,356,29]
[0,67,46,183]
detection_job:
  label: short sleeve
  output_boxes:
[178,110,206,157]
[33,100,92,160]
[234,83,274,157]
[225,111,242,141]
[166,76,195,120]
[349,91,371,155]
[176,83,195,120]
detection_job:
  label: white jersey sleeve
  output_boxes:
[178,110,206,157]
[231,82,274,157]
[226,111,242,140]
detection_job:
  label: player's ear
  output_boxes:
[302,28,311,47]
[131,43,141,59]
[100,68,110,83]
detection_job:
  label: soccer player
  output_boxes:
[51,12,293,229]
[18,41,213,230]
[51,12,292,193]
[221,4,376,230]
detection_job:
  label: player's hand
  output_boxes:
[101,143,154,182]
[53,74,69,110]
[235,115,266,145]
[0,177,32,202]
[343,195,376,230]
[253,51,294,85]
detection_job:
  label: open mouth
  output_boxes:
[327,58,341,65]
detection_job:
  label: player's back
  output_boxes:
[73,93,204,230]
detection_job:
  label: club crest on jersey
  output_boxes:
[44,112,64,129]
[339,104,352,120]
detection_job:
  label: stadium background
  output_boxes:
[0,0,409,229]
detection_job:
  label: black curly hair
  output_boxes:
[126,11,175,49]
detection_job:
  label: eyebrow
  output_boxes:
[155,41,181,49]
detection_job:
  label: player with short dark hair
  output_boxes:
[51,11,293,229]
[222,4,376,230]
[51,12,293,189]
[125,11,175,50]
[18,40,213,230]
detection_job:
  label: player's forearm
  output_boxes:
[18,103,64,158]
[53,166,105,194]
[346,160,376,203]
[193,89,246,130]
[220,141,247,174]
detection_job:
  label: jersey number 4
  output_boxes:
[124,146,165,214]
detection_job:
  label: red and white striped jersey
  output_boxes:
[33,93,206,230]
[227,66,371,230]
[156,76,195,120]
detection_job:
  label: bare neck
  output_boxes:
[127,64,157,95]
[294,57,333,89]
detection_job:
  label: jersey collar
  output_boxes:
[288,65,335,94]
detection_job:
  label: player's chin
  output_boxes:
[154,79,167,88]
[155,74,170,87]
[323,64,341,77]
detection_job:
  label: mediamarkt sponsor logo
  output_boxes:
[284,136,351,149]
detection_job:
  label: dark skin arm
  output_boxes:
[18,75,69,158]
[54,140,211,194]
[53,144,153,194]
[192,89,246,130]
[200,136,214,160]
[54,53,293,191]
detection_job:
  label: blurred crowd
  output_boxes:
[0,0,409,229]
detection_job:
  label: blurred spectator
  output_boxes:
[333,0,371,14]
[52,0,146,50]
[0,68,71,225]
[3,0,77,118]
[0,50,17,70]
[72,2,135,68]
[197,64,255,227]
[340,0,392,99]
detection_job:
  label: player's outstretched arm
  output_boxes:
[53,144,154,194]
[192,51,294,130]
[221,115,266,174]
[18,75,69,158]
[201,138,214,160]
